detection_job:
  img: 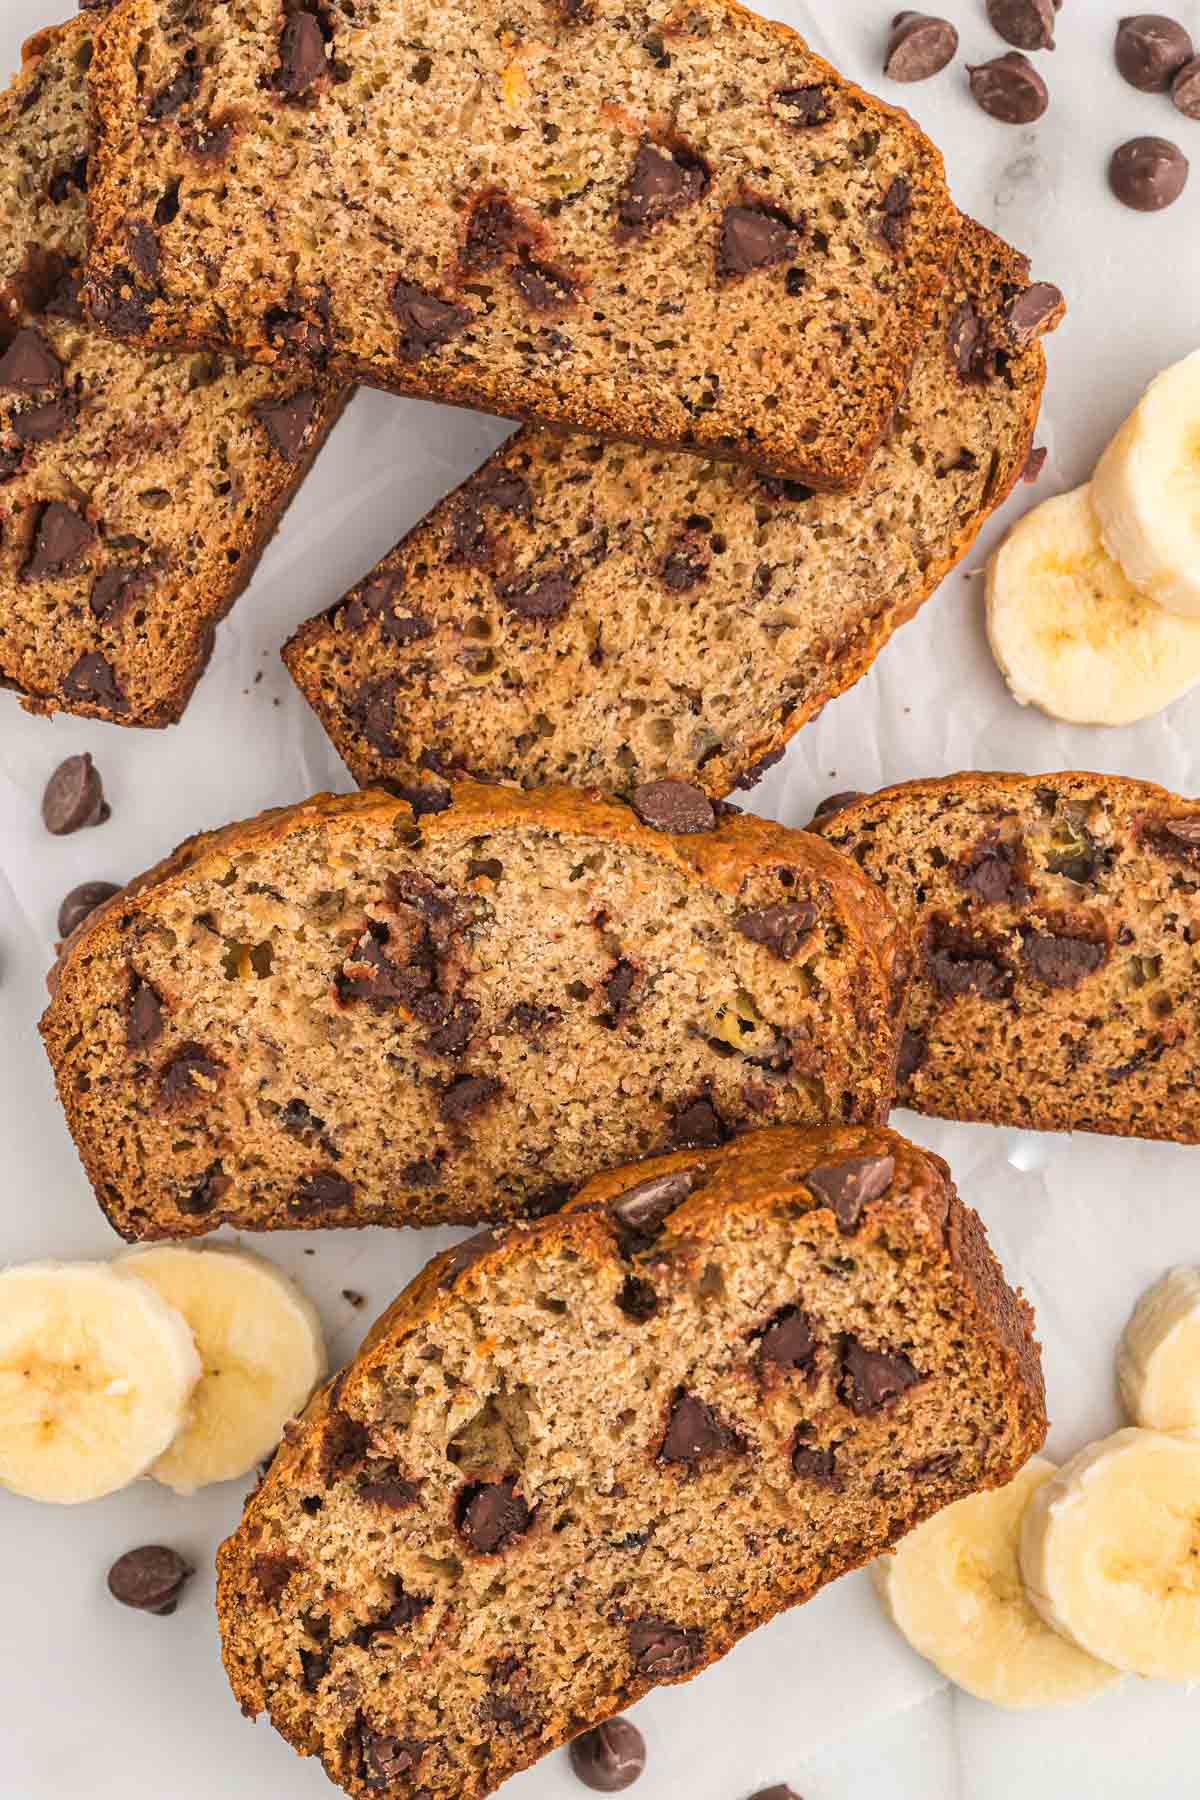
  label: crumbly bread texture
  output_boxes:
[284,218,1053,802]
[40,782,910,1241]
[811,772,1200,1141]
[0,13,347,727]
[215,1123,1046,1800]
[84,0,960,489]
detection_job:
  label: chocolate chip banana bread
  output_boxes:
[84,0,959,489]
[40,781,910,1241]
[284,219,1057,802]
[810,773,1200,1141]
[0,14,347,727]
[215,1123,1045,1800]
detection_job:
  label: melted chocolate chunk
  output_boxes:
[755,1305,816,1371]
[774,82,835,124]
[627,1617,702,1679]
[658,1391,738,1465]
[601,958,639,1026]
[22,501,94,580]
[879,176,911,249]
[390,280,470,359]
[10,396,70,445]
[660,536,709,591]
[1020,929,1107,988]
[462,191,535,270]
[90,564,157,621]
[734,747,787,792]
[349,1579,431,1646]
[668,1096,725,1148]
[357,1466,421,1509]
[840,1337,920,1414]
[496,566,574,619]
[618,141,709,230]
[420,998,479,1058]
[736,900,815,960]
[805,1153,895,1233]
[440,1073,503,1122]
[897,1027,927,1084]
[926,924,1012,1000]
[356,1721,425,1790]
[0,328,62,392]
[182,1162,231,1215]
[947,297,999,384]
[609,1168,699,1237]
[127,979,164,1049]
[958,834,1030,904]
[504,1000,563,1043]
[791,1441,839,1486]
[510,254,576,311]
[274,10,328,95]
[253,386,319,461]
[147,58,199,120]
[457,1476,532,1553]
[1006,282,1066,341]
[630,779,715,834]
[291,1170,354,1215]
[250,1553,300,1602]
[615,1273,659,1321]
[159,1042,223,1105]
[717,204,802,276]
[349,676,404,755]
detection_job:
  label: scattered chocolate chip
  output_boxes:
[879,176,912,249]
[736,900,815,960]
[291,1170,353,1215]
[811,790,864,820]
[897,1028,927,1083]
[1023,444,1048,482]
[1021,929,1107,988]
[0,327,62,392]
[349,1580,431,1646]
[717,204,802,277]
[630,779,715,834]
[458,1476,532,1552]
[91,562,158,623]
[987,0,1057,53]
[1006,282,1066,341]
[496,566,574,619]
[927,927,1012,999]
[734,747,786,792]
[22,501,94,580]
[511,254,576,311]
[968,51,1049,122]
[349,676,404,755]
[440,1073,503,1123]
[609,1169,698,1236]
[147,59,198,120]
[357,1468,421,1509]
[107,1546,193,1614]
[127,980,163,1049]
[63,651,127,714]
[659,1391,737,1465]
[840,1337,920,1414]
[601,959,640,1026]
[441,1228,502,1285]
[627,1617,702,1679]
[12,396,72,445]
[669,1097,724,1148]
[774,83,835,125]
[182,1161,231,1214]
[791,1442,839,1487]
[616,1273,659,1321]
[1172,55,1200,116]
[274,10,328,94]
[1109,136,1189,211]
[660,537,709,592]
[806,1154,895,1233]
[618,141,708,231]
[947,298,998,383]
[958,834,1030,904]
[300,1647,329,1690]
[42,753,108,836]
[884,12,958,81]
[755,1305,816,1371]
[58,881,120,938]
[160,1043,223,1105]
[1115,14,1193,90]
[569,1718,647,1791]
[250,1552,299,1602]
[356,1721,425,1789]
[390,280,470,360]
[253,386,319,461]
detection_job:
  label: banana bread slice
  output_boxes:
[40,782,910,1241]
[215,1123,1045,1800]
[810,772,1200,1141]
[83,0,959,489]
[0,13,347,727]
[283,218,1057,802]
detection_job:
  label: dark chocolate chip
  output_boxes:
[42,753,107,836]
[127,221,160,279]
[462,191,534,270]
[1006,282,1066,341]
[440,1073,503,1123]
[1021,930,1107,988]
[12,396,72,445]
[349,676,404,756]
[147,59,199,120]
[987,0,1057,53]
[811,790,864,820]
[1172,56,1200,116]
[884,12,959,82]
[897,1027,927,1084]
[87,268,153,339]
[806,1153,895,1233]
[968,52,1049,122]
[600,958,640,1027]
[510,254,577,311]
[717,204,802,277]
[496,566,574,619]
[253,386,319,461]
[64,650,127,713]
[927,925,1012,999]
[441,1228,502,1285]
[127,980,163,1049]
[349,1580,431,1646]
[660,537,709,592]
[627,1617,702,1679]
[791,1442,839,1486]
[300,1647,329,1690]
[947,297,999,384]
[609,1169,698,1236]
[659,1391,738,1465]
[90,563,156,623]
[182,1162,231,1214]
[616,1273,659,1321]
[911,1450,960,1480]
[757,474,816,504]
[736,900,815,960]
[458,1476,532,1553]
[48,152,89,203]
[958,835,1030,904]
[840,1337,921,1414]
[291,1170,354,1215]
[160,1043,223,1105]
[879,176,911,249]
[45,268,85,320]
[618,141,709,231]
[107,1546,193,1614]
[356,1721,425,1789]
[630,779,715,834]
[774,83,835,125]
[250,1552,299,1602]
[733,747,786,792]
[1115,14,1193,90]
[22,501,94,580]
[0,327,62,392]
[669,1097,725,1148]
[263,292,332,359]
[58,881,120,938]
[569,1718,647,1792]
[420,997,479,1058]
[357,1469,421,1509]
[1109,136,1189,211]
[504,1000,563,1042]
[755,1305,816,1371]
[274,10,328,94]
[390,280,470,360]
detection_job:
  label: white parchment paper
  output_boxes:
[1,2,1198,1795]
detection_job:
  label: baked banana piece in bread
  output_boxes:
[84,0,959,488]
[811,772,1200,1141]
[40,782,909,1240]
[215,1123,1045,1800]
[0,11,348,726]
[283,218,1058,803]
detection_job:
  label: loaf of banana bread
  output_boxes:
[84,0,959,489]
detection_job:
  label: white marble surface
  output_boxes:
[2,0,1199,1795]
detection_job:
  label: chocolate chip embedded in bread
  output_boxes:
[805,1153,896,1233]
[791,1441,839,1486]
[811,790,864,821]
[616,1273,659,1321]
[879,176,912,250]
[147,57,199,120]
[127,979,164,1049]
[630,779,715,833]
[42,753,108,836]
[1115,14,1193,91]
[274,10,329,95]
[926,926,1012,999]
[987,0,1057,54]
[440,1073,503,1122]
[667,1096,725,1148]
[90,563,159,621]
[736,900,815,960]
[160,1042,224,1105]
[717,204,802,277]
[253,386,319,461]
[355,1721,426,1789]
[457,1476,533,1552]
[773,82,835,126]
[1020,929,1107,989]
[839,1337,920,1414]
[957,834,1029,904]
[884,13,958,82]
[569,1718,647,1792]
[58,881,120,938]
[658,1391,738,1465]
[510,255,577,311]
[291,1170,354,1215]
[1005,282,1065,342]
[617,141,708,231]
[609,1168,698,1236]
[250,1552,300,1602]
[1109,136,1189,212]
[440,1228,503,1287]
[22,501,94,580]
[754,1305,816,1370]
[626,1617,702,1679]
[462,190,537,271]
[182,1162,231,1215]
[496,565,574,619]
[390,280,470,360]
[12,396,73,445]
[897,1028,927,1084]
[107,1545,193,1614]
[968,52,1049,122]
[947,297,998,385]
[0,327,63,392]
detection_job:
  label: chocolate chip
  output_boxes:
[927,927,1012,999]
[356,1721,425,1789]
[791,1442,839,1486]
[1006,282,1066,341]
[440,1073,503,1123]
[958,834,1030,903]
[669,1096,724,1148]
[64,651,127,713]
[496,566,573,619]
[349,1580,431,1646]
[609,1169,698,1236]
[736,900,815,960]
[811,789,864,820]
[1115,14,1193,90]
[182,1162,231,1214]
[1021,930,1107,988]
[22,501,94,580]
[627,1617,702,1679]
[441,1228,502,1285]
[757,474,816,503]
[774,83,835,125]
[45,267,85,320]
[618,141,709,231]
[350,676,404,755]
[504,1000,563,1042]
[458,1476,532,1552]
[840,1337,920,1414]
[58,881,120,938]
[357,1469,421,1508]
[968,52,1049,121]
[42,753,107,836]
[897,1028,927,1083]
[250,1552,300,1602]
[160,1042,223,1105]
[630,779,715,834]
[127,980,163,1049]
[88,268,153,339]
[300,1647,329,1690]
[615,1273,659,1321]
[660,536,709,591]
[147,59,198,120]
[127,221,160,280]
[755,1305,816,1370]
[253,386,319,461]
[734,747,786,792]
[275,10,328,94]
[90,563,158,622]
[659,1391,737,1465]
[1109,136,1189,211]
[911,1450,959,1480]
[569,1718,647,1791]
[717,204,801,277]
[462,191,534,270]
[1151,813,1200,853]
[0,328,62,392]
[987,0,1057,53]
[291,1170,354,1215]
[344,575,431,643]
[390,280,470,360]
[884,12,958,81]
[1172,56,1200,116]
[12,396,72,445]
[601,959,639,1026]
[48,152,89,203]
[879,176,912,249]
[107,1546,193,1614]
[511,255,576,311]
[806,1153,895,1233]
[420,998,479,1058]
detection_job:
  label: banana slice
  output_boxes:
[117,1245,326,1495]
[1093,349,1200,618]
[1019,1428,1200,1681]
[872,1458,1119,1708]
[0,1261,200,1505]
[1117,1267,1200,1431]
[985,484,1200,725]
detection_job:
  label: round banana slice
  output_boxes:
[1093,349,1200,618]
[0,1261,201,1505]
[872,1458,1119,1708]
[1117,1267,1200,1431]
[986,484,1200,725]
[117,1245,327,1495]
[1020,1428,1200,1681]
